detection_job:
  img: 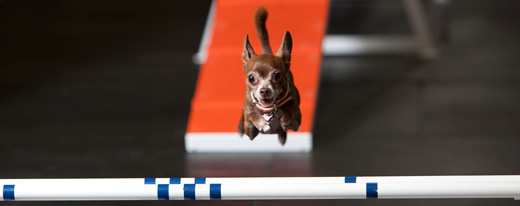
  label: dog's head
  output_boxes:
[242,31,292,107]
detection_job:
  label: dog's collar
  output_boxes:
[251,83,292,113]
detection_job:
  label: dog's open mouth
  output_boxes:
[259,98,273,105]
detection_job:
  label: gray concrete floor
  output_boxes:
[1,0,520,205]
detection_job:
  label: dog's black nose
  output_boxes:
[259,88,271,97]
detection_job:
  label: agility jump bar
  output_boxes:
[1,175,519,201]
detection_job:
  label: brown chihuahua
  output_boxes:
[238,7,302,145]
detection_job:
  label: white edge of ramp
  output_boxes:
[185,132,312,153]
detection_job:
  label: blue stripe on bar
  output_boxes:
[184,184,196,200]
[209,184,222,200]
[169,178,181,184]
[366,183,378,199]
[144,178,156,184]
[194,178,206,184]
[3,185,15,201]
[157,184,169,200]
[345,176,357,183]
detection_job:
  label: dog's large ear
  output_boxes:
[275,31,292,66]
[242,35,257,64]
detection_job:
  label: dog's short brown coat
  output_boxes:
[238,7,302,145]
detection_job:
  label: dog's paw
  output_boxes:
[278,132,287,145]
[281,120,290,131]
[261,124,270,133]
[256,121,271,133]
[281,121,297,132]
[238,114,245,137]
[246,122,259,140]
[281,113,300,132]
[238,127,244,137]
[281,123,288,132]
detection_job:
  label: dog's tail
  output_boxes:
[255,7,272,54]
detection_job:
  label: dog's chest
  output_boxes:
[256,109,283,134]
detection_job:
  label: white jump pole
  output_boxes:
[1,176,520,201]
[3,175,520,185]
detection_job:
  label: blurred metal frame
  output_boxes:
[322,0,447,60]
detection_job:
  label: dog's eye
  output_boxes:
[273,72,281,81]
[248,75,255,83]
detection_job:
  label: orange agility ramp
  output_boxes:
[186,0,329,152]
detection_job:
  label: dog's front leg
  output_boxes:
[243,119,259,140]
[281,106,301,132]
[248,112,272,133]
[238,113,245,137]
[277,131,287,145]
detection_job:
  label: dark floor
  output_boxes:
[1,0,520,205]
